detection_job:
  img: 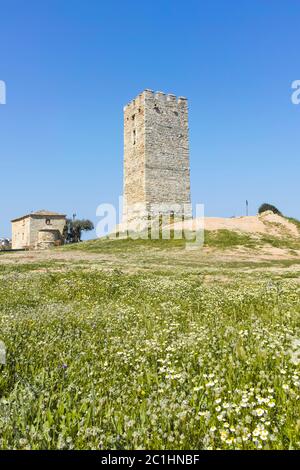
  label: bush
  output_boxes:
[258,203,282,216]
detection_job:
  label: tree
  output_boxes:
[258,203,282,216]
[63,218,94,243]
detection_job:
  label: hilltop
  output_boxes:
[1,211,300,274]
[175,211,300,239]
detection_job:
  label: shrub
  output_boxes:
[258,203,282,216]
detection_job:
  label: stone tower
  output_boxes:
[123,89,191,229]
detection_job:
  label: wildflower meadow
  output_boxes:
[0,246,300,449]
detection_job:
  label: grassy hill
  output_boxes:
[0,216,300,449]
[61,212,300,254]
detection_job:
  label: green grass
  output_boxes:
[1,255,300,449]
[204,230,256,249]
[286,217,300,233]
[0,261,65,274]
[61,229,258,253]
[61,221,300,254]
[259,235,300,250]
[62,236,187,253]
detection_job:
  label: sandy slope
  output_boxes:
[171,211,299,238]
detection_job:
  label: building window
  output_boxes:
[133,129,136,145]
[46,218,51,225]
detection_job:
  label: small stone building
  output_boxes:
[11,210,66,250]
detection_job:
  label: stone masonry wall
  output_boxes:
[123,92,146,207]
[12,215,66,250]
[29,216,66,248]
[12,217,31,249]
[123,90,191,226]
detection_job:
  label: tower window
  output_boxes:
[133,129,136,145]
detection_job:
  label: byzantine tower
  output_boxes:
[123,89,191,229]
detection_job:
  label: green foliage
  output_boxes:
[204,230,256,248]
[62,236,186,253]
[61,229,256,254]
[258,203,282,216]
[64,219,94,243]
[1,263,300,449]
[286,217,300,233]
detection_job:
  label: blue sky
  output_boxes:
[0,0,299,239]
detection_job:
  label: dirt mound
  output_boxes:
[171,211,300,239]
